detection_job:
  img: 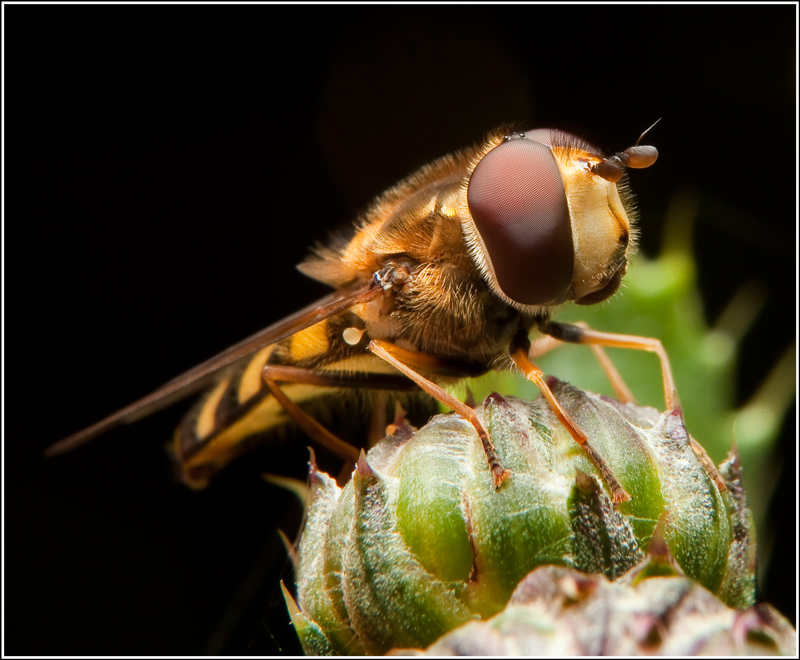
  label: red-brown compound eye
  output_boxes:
[467,137,573,306]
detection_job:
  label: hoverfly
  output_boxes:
[48,121,694,503]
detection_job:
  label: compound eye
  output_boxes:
[523,128,556,146]
[467,138,574,305]
[524,128,600,154]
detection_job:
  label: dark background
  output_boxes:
[5,4,796,655]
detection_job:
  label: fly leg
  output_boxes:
[262,364,417,464]
[539,321,677,409]
[510,346,631,503]
[538,320,725,491]
[530,322,635,403]
[367,339,512,489]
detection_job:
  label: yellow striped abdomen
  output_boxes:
[173,318,413,488]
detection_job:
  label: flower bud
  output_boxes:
[287,382,765,655]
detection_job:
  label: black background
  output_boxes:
[5,3,796,655]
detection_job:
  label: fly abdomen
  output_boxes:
[173,316,417,488]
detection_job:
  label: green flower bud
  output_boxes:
[287,382,767,655]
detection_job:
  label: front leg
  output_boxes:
[539,320,677,409]
[529,321,635,404]
[538,320,725,492]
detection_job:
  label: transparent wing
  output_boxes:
[45,279,383,456]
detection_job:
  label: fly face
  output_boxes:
[464,126,657,311]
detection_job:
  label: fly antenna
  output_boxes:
[634,117,662,146]
[592,118,661,183]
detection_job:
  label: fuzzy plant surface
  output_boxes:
[283,385,789,655]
